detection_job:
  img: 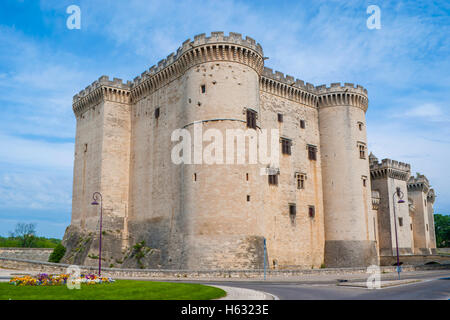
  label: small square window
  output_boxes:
[362,175,367,187]
[268,174,278,186]
[281,138,292,155]
[300,120,306,129]
[358,122,364,131]
[278,113,283,122]
[308,145,317,161]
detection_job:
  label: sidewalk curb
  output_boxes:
[212,285,279,300]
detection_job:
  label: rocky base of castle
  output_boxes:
[61,225,161,269]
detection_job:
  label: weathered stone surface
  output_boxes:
[65,32,437,270]
[0,248,53,262]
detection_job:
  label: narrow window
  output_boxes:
[399,217,403,227]
[268,174,278,186]
[300,120,306,129]
[426,224,429,231]
[246,173,249,181]
[281,138,292,155]
[308,145,317,161]
[246,109,257,129]
[278,113,283,123]
[289,204,296,225]
[358,144,366,159]
[247,195,250,202]
[155,107,160,119]
[84,143,88,153]
[193,173,197,182]
[308,205,315,218]
[410,224,413,231]
[296,173,306,189]
[358,122,363,131]
[201,85,206,93]
[362,175,367,187]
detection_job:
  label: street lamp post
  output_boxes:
[91,192,103,276]
[392,187,405,280]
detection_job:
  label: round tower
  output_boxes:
[317,83,378,267]
[179,32,266,269]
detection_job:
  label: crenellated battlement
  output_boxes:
[181,31,263,56]
[130,31,263,87]
[72,75,132,116]
[407,173,430,193]
[315,82,367,95]
[260,67,318,108]
[130,31,265,102]
[72,32,370,114]
[370,157,411,181]
[261,67,315,91]
[316,82,368,111]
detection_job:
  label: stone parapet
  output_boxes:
[370,158,411,181]
[316,82,369,111]
[72,75,132,116]
[407,174,430,192]
[0,248,53,262]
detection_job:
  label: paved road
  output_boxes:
[199,271,450,300]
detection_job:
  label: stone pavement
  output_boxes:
[338,278,422,288]
[213,285,278,300]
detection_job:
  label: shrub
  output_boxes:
[48,244,66,263]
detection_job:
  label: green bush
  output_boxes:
[48,244,66,263]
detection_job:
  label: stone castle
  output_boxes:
[62,32,437,270]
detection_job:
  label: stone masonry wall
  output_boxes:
[0,248,53,262]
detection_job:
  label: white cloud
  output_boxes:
[404,103,448,122]
[0,134,74,169]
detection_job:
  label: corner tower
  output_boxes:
[180,32,265,269]
[317,83,378,267]
[370,156,413,256]
[407,174,437,254]
[64,76,132,265]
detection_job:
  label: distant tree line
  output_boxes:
[0,223,61,248]
[435,214,450,248]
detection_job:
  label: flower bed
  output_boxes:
[9,273,115,286]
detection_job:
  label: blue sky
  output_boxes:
[0,0,449,238]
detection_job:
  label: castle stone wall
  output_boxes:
[259,91,325,268]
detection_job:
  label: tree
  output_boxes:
[434,214,450,248]
[48,243,66,263]
[10,223,37,248]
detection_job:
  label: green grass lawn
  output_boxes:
[0,280,226,300]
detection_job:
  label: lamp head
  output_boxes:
[398,199,405,204]
[91,201,99,206]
